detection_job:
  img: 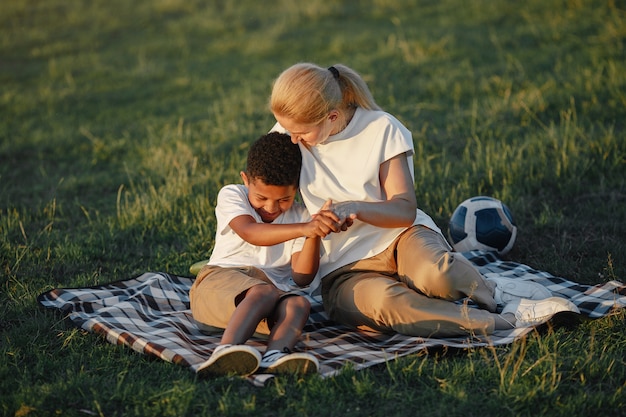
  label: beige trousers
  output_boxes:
[190,265,281,336]
[321,226,497,337]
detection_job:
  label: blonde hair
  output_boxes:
[270,63,381,125]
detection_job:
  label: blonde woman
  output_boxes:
[269,62,579,337]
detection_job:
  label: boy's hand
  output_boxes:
[304,199,343,237]
[302,212,336,238]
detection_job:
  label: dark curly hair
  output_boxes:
[245,131,301,186]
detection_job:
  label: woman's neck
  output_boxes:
[330,106,357,135]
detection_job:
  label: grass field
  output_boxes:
[1,0,625,416]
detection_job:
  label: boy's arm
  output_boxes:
[229,215,304,246]
[229,215,333,246]
[228,200,339,246]
[289,201,336,287]
[290,236,321,287]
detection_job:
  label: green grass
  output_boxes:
[2,0,625,415]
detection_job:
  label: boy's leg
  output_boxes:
[220,284,280,345]
[189,265,278,338]
[265,295,310,352]
[192,265,283,376]
[260,295,319,374]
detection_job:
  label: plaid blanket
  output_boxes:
[37,252,626,386]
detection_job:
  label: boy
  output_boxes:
[190,132,339,376]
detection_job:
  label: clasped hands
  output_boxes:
[303,199,356,238]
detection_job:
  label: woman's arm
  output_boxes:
[331,152,417,228]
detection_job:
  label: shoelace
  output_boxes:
[261,347,291,365]
[518,305,548,323]
[499,314,516,329]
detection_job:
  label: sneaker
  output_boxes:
[501,296,581,328]
[486,276,552,306]
[197,344,261,377]
[260,349,319,375]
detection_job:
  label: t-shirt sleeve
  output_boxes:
[377,114,415,179]
[214,185,256,235]
[380,115,414,163]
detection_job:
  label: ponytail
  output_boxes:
[331,63,380,112]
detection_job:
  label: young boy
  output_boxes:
[190,132,339,377]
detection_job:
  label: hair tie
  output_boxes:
[328,66,340,80]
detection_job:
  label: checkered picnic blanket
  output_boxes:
[37,251,626,386]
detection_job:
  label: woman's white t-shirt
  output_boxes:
[271,108,440,280]
[208,184,311,291]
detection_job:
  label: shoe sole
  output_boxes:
[536,310,583,331]
[197,347,260,377]
[264,354,319,375]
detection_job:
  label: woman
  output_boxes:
[268,62,579,337]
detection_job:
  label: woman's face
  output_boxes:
[274,111,338,147]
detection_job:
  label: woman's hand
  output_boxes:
[329,201,358,231]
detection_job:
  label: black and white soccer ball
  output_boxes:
[448,196,517,255]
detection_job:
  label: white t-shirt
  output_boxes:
[208,184,311,291]
[271,107,440,279]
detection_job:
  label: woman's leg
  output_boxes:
[324,271,497,337]
[395,226,498,312]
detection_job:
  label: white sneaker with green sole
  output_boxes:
[197,344,261,377]
[502,297,580,328]
[260,350,319,375]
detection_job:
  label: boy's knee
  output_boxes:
[241,284,280,305]
[284,295,311,314]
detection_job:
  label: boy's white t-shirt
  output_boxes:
[208,184,311,291]
[271,107,441,279]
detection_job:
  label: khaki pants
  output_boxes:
[321,226,497,337]
[190,265,283,336]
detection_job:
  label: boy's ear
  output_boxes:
[240,171,249,186]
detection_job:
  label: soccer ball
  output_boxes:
[448,196,517,255]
